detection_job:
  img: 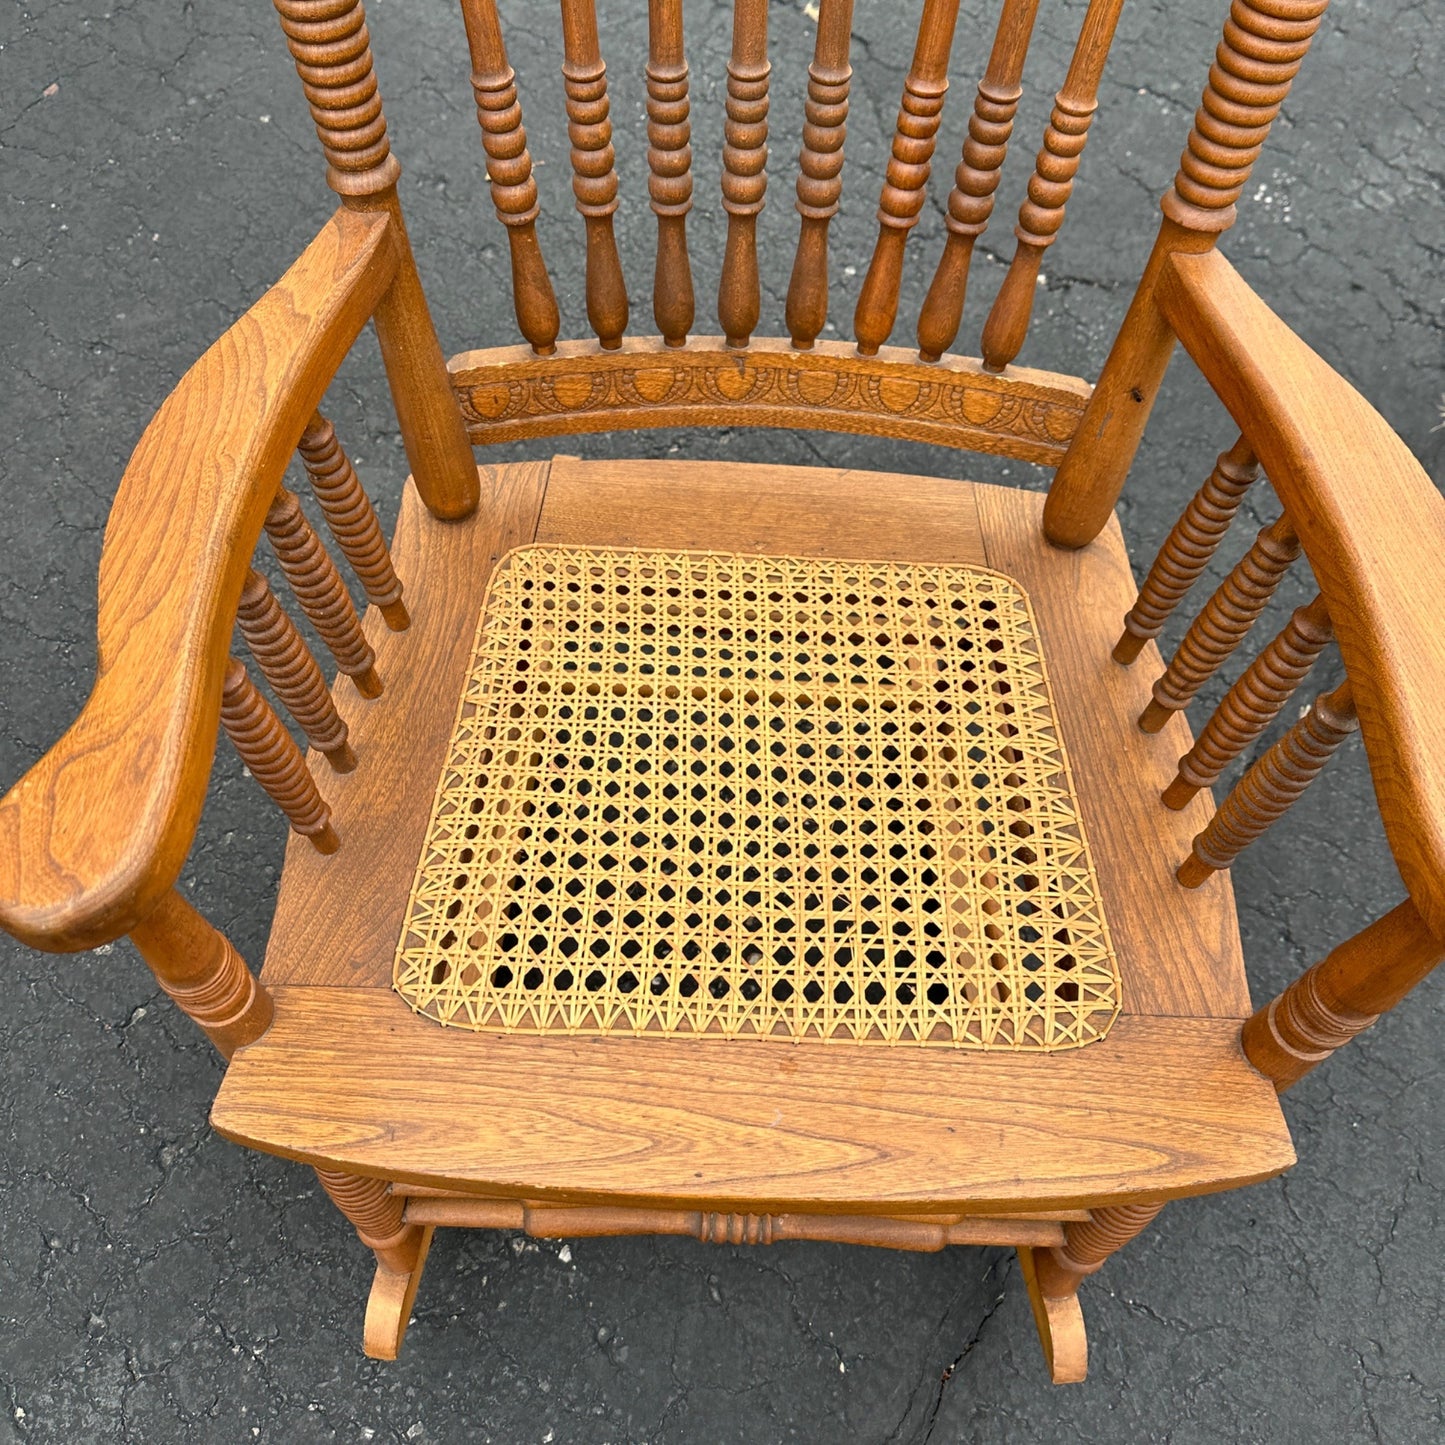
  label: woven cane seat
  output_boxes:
[392,543,1120,1049]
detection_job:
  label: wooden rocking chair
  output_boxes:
[3,0,1441,1384]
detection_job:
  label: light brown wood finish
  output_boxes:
[560,0,628,349]
[1178,679,1357,888]
[718,0,770,348]
[917,0,1041,363]
[213,988,1292,1211]
[1044,0,1329,547]
[646,0,694,348]
[262,457,1250,1024]
[1114,436,1259,666]
[273,0,478,519]
[0,209,394,952]
[853,0,961,356]
[235,567,356,772]
[785,0,854,350]
[449,336,1091,464]
[264,484,382,698]
[1158,247,1445,940]
[1023,1201,1163,1381]
[979,0,1125,371]
[129,888,274,1060]
[1139,512,1300,734]
[297,411,409,631]
[1164,594,1333,811]
[1243,900,1445,1092]
[459,0,561,356]
[402,1195,1070,1250]
[221,658,340,854]
[260,463,551,988]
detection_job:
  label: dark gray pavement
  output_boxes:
[2,0,1443,1439]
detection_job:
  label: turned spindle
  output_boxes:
[980,0,1127,371]
[1030,1203,1165,1300]
[1177,678,1357,887]
[718,0,770,349]
[316,1169,425,1274]
[297,412,408,631]
[916,0,1040,363]
[221,657,339,854]
[236,568,356,773]
[272,0,477,520]
[265,484,381,698]
[560,0,628,349]
[1163,594,1333,810]
[1115,437,1260,665]
[460,0,561,355]
[784,0,854,351]
[1243,900,1445,1092]
[129,888,274,1059]
[1139,512,1299,734]
[647,0,695,348]
[853,0,961,357]
[1043,0,1330,548]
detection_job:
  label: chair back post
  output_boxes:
[272,0,479,520]
[1042,0,1329,549]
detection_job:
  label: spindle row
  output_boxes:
[1117,444,1362,891]
[221,412,408,852]
[454,0,1130,370]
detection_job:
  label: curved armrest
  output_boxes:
[0,208,398,951]
[1158,248,1445,940]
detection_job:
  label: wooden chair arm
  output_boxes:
[0,208,399,952]
[1157,248,1445,941]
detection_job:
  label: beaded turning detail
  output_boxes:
[393,545,1120,1048]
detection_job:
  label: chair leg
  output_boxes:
[315,1168,432,1359]
[1018,1202,1164,1383]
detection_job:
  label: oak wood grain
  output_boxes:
[1158,248,1445,940]
[449,336,1092,466]
[0,209,396,952]
[211,987,1293,1211]
[260,462,551,986]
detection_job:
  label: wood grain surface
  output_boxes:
[212,986,1292,1211]
[0,208,397,951]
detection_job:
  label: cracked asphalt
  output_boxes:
[2,0,1443,1440]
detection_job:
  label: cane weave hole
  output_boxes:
[392,545,1121,1048]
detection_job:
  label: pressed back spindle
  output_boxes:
[646,0,695,348]
[298,412,409,632]
[917,0,1041,363]
[1163,594,1333,811]
[980,0,1127,371]
[784,0,854,351]
[853,0,962,356]
[560,0,628,349]
[460,0,561,356]
[221,657,340,854]
[236,568,357,773]
[1114,437,1259,665]
[718,0,771,349]
[1138,511,1300,735]
[1177,678,1357,888]
[265,484,382,699]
